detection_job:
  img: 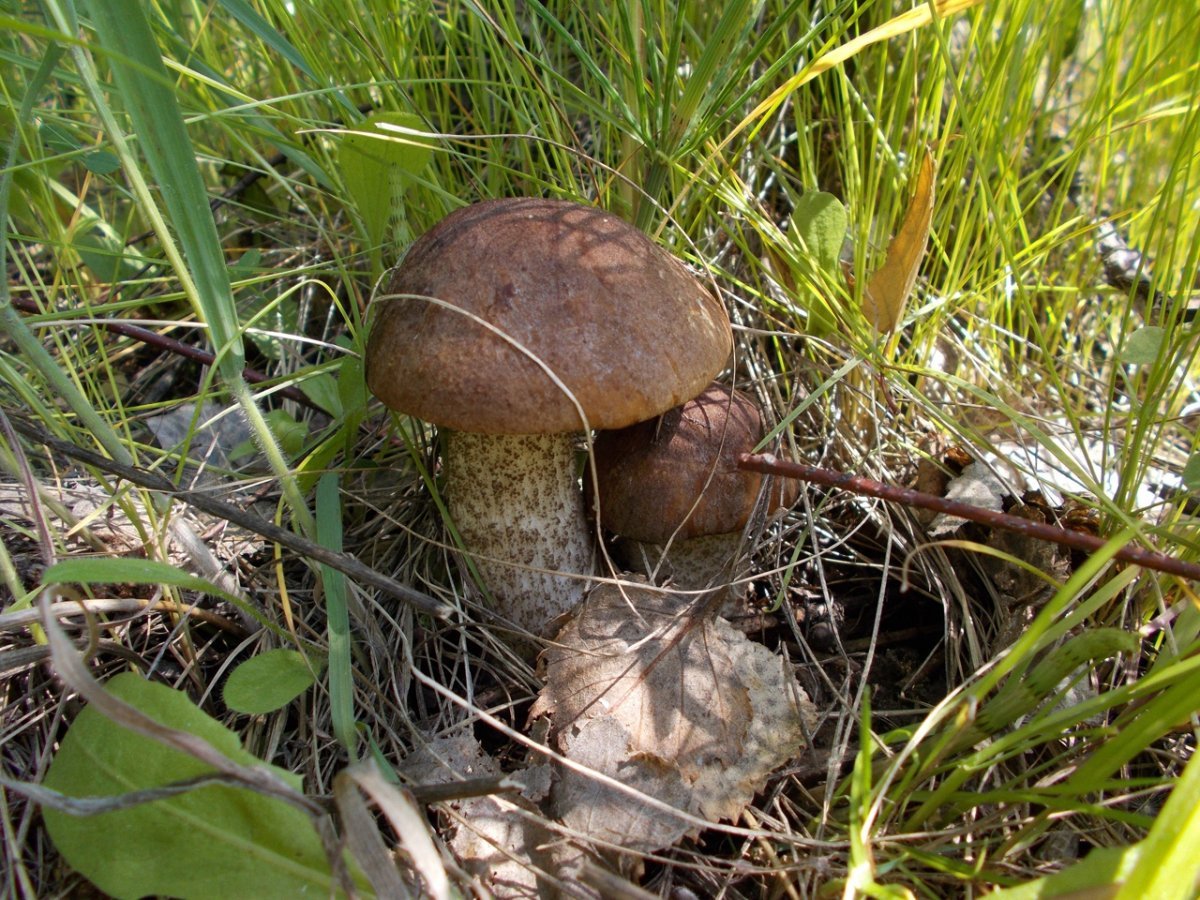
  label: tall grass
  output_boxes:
[2,0,1199,895]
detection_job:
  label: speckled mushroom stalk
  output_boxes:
[364,198,732,647]
[444,432,592,636]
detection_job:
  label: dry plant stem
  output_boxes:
[738,453,1200,582]
[5,413,452,618]
[446,431,593,635]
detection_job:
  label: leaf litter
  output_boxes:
[531,581,817,869]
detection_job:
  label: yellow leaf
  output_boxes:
[864,150,936,334]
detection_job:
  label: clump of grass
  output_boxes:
[2,0,1199,896]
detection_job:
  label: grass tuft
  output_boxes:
[2,0,1199,895]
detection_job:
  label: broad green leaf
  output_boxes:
[266,409,307,457]
[1118,325,1166,366]
[1181,453,1200,491]
[82,149,120,175]
[231,409,307,461]
[989,844,1139,898]
[37,119,81,156]
[242,288,299,361]
[336,111,433,263]
[793,191,847,273]
[336,354,368,423]
[42,672,355,899]
[224,649,323,715]
[1115,745,1200,899]
[73,226,143,283]
[299,371,343,417]
[229,247,263,278]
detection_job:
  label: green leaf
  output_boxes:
[231,410,306,461]
[37,119,80,156]
[793,190,848,273]
[265,409,307,458]
[1180,453,1200,491]
[229,247,263,278]
[1115,744,1200,900]
[242,289,299,361]
[989,844,1139,899]
[82,149,120,175]
[336,354,368,423]
[73,226,143,284]
[44,557,238,602]
[336,111,433,261]
[299,371,343,417]
[1118,325,1166,366]
[223,649,323,715]
[42,672,353,899]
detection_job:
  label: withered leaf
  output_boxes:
[863,150,936,334]
[533,582,814,856]
[927,461,1010,537]
[402,731,550,899]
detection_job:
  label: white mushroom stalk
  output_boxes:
[444,432,592,635]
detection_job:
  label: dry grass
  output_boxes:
[4,0,1200,896]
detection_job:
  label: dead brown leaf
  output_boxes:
[402,731,552,899]
[532,582,815,858]
[864,150,936,333]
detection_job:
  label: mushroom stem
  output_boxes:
[616,533,743,596]
[444,431,594,637]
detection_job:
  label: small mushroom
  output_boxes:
[365,198,731,638]
[591,383,796,599]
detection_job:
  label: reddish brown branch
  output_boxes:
[738,452,1200,582]
[11,296,323,413]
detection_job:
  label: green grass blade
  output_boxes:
[1115,747,1200,899]
[317,472,358,757]
[83,0,243,371]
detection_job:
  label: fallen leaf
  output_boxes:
[402,731,551,899]
[928,461,1010,537]
[864,150,936,333]
[532,582,815,859]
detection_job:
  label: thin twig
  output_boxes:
[6,413,453,619]
[9,296,323,412]
[738,452,1200,582]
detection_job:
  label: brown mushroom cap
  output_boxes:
[365,198,732,434]
[592,383,797,544]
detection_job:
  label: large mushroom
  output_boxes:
[365,198,731,637]
[590,382,796,598]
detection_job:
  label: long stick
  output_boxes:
[738,452,1200,582]
[7,414,453,618]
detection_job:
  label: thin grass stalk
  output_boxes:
[57,0,315,536]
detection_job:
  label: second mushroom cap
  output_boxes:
[591,382,797,544]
